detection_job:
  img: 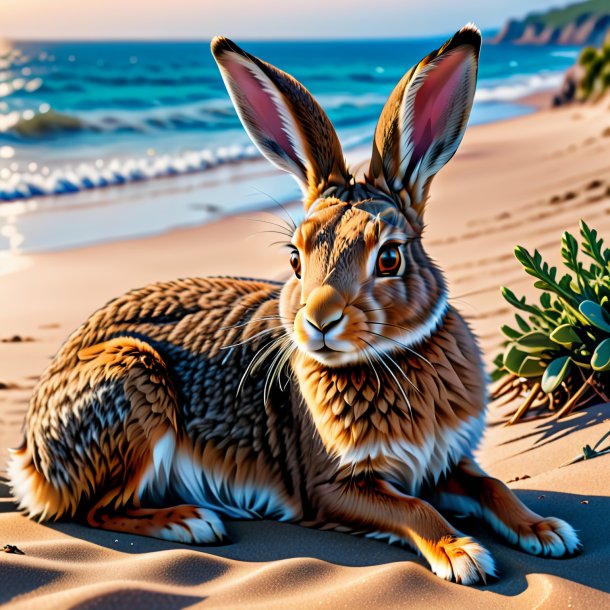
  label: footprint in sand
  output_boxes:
[1,336,35,343]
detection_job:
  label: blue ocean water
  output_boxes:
[0,37,580,205]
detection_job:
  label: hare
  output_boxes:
[9,25,580,585]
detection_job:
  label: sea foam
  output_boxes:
[0,144,259,202]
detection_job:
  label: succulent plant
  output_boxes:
[577,34,610,101]
[493,220,610,423]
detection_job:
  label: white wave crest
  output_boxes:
[0,144,259,202]
[475,73,563,103]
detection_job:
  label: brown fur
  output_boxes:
[9,26,580,585]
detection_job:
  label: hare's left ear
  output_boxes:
[212,37,349,209]
[367,24,480,223]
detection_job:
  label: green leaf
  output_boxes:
[580,220,608,268]
[549,324,582,346]
[503,344,529,376]
[515,331,556,353]
[579,300,610,332]
[513,245,579,306]
[515,313,531,332]
[541,356,571,393]
[561,231,579,272]
[518,355,546,378]
[501,325,521,340]
[591,338,610,371]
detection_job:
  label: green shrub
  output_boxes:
[493,221,610,423]
[577,35,610,101]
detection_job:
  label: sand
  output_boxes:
[1,100,610,609]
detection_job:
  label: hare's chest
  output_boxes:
[339,412,486,496]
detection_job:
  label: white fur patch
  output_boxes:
[370,290,448,353]
[138,440,296,523]
[138,431,176,498]
[171,450,296,521]
[340,412,485,496]
[7,450,49,519]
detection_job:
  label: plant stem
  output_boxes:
[507,382,541,425]
[555,375,594,418]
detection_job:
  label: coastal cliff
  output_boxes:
[492,0,610,46]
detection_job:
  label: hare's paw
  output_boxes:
[516,517,581,558]
[429,535,496,585]
[156,507,228,545]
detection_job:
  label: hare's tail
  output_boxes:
[7,441,68,522]
[8,336,227,543]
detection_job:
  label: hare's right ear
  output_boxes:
[211,37,349,208]
[367,25,480,224]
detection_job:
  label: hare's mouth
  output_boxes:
[304,348,363,367]
[298,342,366,367]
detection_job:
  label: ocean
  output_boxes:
[0,37,580,253]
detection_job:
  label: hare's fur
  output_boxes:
[9,26,580,585]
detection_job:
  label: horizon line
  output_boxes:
[3,29,499,44]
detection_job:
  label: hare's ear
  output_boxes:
[211,37,349,207]
[367,25,480,222]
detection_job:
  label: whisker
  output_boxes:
[218,315,288,332]
[263,337,295,405]
[220,326,281,350]
[250,188,299,231]
[247,217,295,233]
[366,329,435,371]
[381,347,422,397]
[252,229,295,239]
[269,240,294,248]
[362,339,414,418]
[362,349,381,397]
[368,322,435,369]
[236,333,287,397]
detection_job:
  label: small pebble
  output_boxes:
[581,500,589,505]
[538,495,545,500]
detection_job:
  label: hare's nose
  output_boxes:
[306,310,344,333]
[304,285,345,333]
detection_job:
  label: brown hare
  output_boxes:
[9,25,580,585]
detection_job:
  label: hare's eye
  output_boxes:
[290,250,301,279]
[376,245,402,277]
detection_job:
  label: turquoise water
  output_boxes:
[0,38,579,203]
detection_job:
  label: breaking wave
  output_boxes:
[0,144,260,201]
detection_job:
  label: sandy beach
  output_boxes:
[1,98,610,608]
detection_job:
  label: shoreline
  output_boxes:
[0,88,560,257]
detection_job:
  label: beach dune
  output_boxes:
[1,100,610,608]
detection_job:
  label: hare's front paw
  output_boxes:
[515,517,581,557]
[429,535,496,585]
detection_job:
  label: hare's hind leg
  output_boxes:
[435,458,581,557]
[78,338,227,545]
[12,337,227,544]
[87,499,227,544]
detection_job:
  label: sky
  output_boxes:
[1,0,573,40]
